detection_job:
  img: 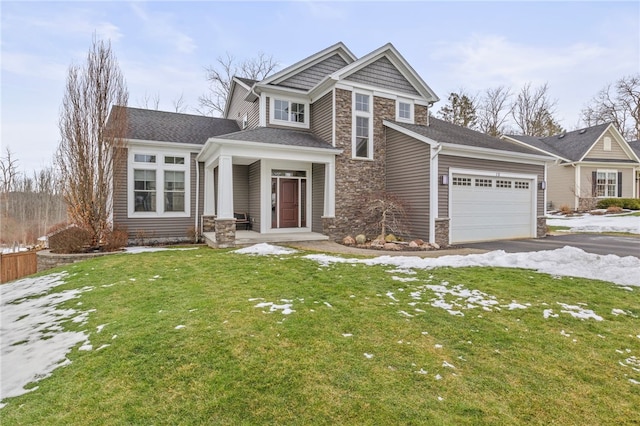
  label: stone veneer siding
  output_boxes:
[202,215,215,233]
[214,219,236,248]
[414,105,428,126]
[325,88,397,241]
[37,250,117,272]
[537,216,548,238]
[434,218,450,247]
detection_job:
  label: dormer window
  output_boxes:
[353,91,373,160]
[396,99,414,123]
[270,97,309,128]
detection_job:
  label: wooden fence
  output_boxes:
[0,251,38,283]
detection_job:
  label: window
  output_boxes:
[129,150,190,217]
[164,156,185,165]
[595,170,617,197]
[134,154,156,163]
[353,92,373,159]
[134,169,156,212]
[396,99,413,123]
[475,178,492,187]
[453,177,472,186]
[514,181,530,189]
[164,171,185,212]
[496,180,512,188]
[271,98,308,127]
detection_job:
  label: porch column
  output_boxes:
[217,155,234,219]
[323,161,336,217]
[203,166,215,215]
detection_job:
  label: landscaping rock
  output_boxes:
[355,234,367,245]
[343,235,356,246]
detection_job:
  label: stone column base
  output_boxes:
[202,215,215,233]
[435,218,450,247]
[322,217,338,241]
[537,216,547,238]
[214,218,236,248]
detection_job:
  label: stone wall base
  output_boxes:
[322,217,339,242]
[537,216,547,238]
[37,250,117,273]
[435,218,450,247]
[202,215,215,233]
[213,219,236,248]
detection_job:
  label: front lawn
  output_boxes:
[2,247,639,425]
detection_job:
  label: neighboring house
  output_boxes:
[112,42,552,247]
[503,124,640,211]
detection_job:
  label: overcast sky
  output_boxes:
[2,1,639,172]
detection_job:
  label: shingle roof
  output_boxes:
[215,127,336,150]
[506,123,611,161]
[117,106,240,145]
[628,140,640,158]
[235,77,257,87]
[390,118,545,156]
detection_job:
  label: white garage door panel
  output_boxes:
[451,174,534,243]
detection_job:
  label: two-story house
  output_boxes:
[112,42,552,247]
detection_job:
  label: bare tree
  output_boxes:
[437,90,478,128]
[56,36,129,247]
[197,51,279,116]
[0,147,18,195]
[172,92,188,113]
[359,191,411,240]
[137,92,160,110]
[581,74,640,140]
[511,82,563,137]
[477,86,513,137]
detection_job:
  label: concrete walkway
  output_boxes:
[284,240,488,258]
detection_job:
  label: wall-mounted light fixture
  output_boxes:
[539,181,546,190]
[440,175,449,185]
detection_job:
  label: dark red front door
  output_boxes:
[279,179,298,228]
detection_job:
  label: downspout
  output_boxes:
[194,157,200,243]
[429,143,442,244]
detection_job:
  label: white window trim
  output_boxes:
[269,96,309,129]
[352,90,374,160]
[595,169,618,198]
[603,136,612,151]
[128,149,191,218]
[396,98,414,124]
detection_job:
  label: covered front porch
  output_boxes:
[196,128,342,247]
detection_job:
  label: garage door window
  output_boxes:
[453,177,472,186]
[496,180,512,188]
[515,181,529,189]
[475,178,492,187]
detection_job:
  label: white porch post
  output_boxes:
[217,155,234,219]
[323,161,336,217]
[203,166,215,216]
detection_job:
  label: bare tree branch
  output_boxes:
[477,86,514,137]
[56,35,128,247]
[511,82,563,136]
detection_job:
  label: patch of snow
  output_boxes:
[342,333,353,337]
[505,302,528,310]
[558,302,603,321]
[234,243,297,256]
[364,353,374,359]
[125,246,199,254]
[543,309,559,319]
[175,325,186,329]
[1,273,91,405]
[254,301,295,315]
[546,213,640,234]
[304,246,640,287]
[442,361,456,369]
[435,374,443,380]
[391,276,419,282]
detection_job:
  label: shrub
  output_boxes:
[102,227,128,252]
[559,205,572,215]
[49,225,92,254]
[355,234,367,245]
[596,198,640,210]
[606,206,624,214]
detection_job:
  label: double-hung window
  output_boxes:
[595,170,618,197]
[270,98,308,128]
[353,92,373,159]
[130,151,189,217]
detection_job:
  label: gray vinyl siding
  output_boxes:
[547,164,576,210]
[248,161,261,231]
[113,150,202,242]
[345,56,420,96]
[310,91,333,143]
[312,163,325,233]
[385,129,431,240]
[233,165,249,213]
[226,83,259,130]
[278,54,348,90]
[438,155,545,217]
[584,129,631,160]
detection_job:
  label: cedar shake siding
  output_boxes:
[385,128,430,241]
[437,155,545,218]
[312,163,325,234]
[345,57,420,97]
[113,149,203,243]
[328,88,396,239]
[277,54,349,90]
[248,161,261,231]
[310,91,333,144]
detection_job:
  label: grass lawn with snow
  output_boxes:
[2,246,639,425]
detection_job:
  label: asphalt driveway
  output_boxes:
[460,233,640,258]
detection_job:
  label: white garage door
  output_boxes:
[451,173,535,243]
